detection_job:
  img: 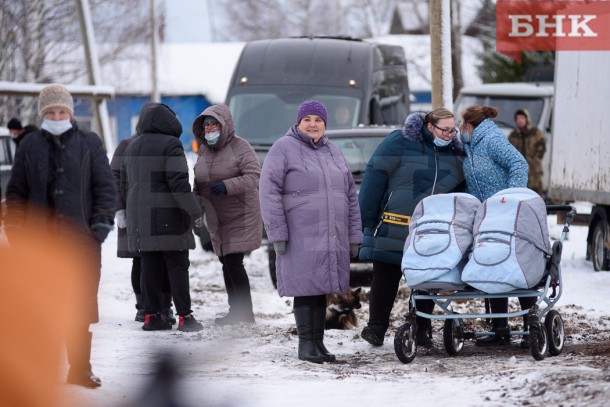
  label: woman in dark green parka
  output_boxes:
[359,108,466,347]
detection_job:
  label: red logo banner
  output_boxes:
[496,0,610,61]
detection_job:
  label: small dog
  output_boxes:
[325,287,362,330]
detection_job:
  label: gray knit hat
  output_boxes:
[38,84,74,118]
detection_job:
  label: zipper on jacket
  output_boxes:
[431,150,439,195]
[374,191,393,237]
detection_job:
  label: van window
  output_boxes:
[455,95,545,129]
[229,91,361,145]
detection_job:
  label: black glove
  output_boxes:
[210,181,227,196]
[91,223,112,243]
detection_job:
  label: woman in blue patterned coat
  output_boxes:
[359,108,465,348]
[459,105,532,347]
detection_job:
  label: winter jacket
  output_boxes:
[463,118,529,201]
[110,134,139,258]
[5,122,116,324]
[508,110,546,195]
[12,124,38,149]
[121,103,202,253]
[192,104,263,257]
[359,112,466,265]
[259,126,362,297]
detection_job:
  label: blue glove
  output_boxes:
[273,241,287,255]
[210,181,227,196]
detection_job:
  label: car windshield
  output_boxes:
[330,135,384,175]
[228,90,361,145]
[454,95,545,130]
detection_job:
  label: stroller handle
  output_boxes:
[546,204,577,238]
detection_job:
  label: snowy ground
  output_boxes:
[59,211,610,407]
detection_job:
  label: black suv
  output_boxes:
[267,126,396,288]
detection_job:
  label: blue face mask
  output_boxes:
[460,132,471,144]
[433,137,452,147]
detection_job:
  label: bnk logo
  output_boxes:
[496,1,610,61]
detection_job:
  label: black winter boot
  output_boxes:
[135,294,145,322]
[476,318,511,346]
[415,299,434,347]
[363,263,402,346]
[314,303,336,362]
[142,313,172,331]
[294,306,325,363]
[66,329,102,388]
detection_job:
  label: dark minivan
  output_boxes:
[225,36,410,162]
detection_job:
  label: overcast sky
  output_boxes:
[164,0,220,42]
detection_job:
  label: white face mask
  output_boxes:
[42,119,72,136]
[205,131,220,145]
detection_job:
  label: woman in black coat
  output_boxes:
[120,102,203,332]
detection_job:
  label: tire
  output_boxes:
[544,310,565,356]
[591,221,609,271]
[394,323,417,364]
[443,318,465,356]
[268,246,277,288]
[529,322,549,361]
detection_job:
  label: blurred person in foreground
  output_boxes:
[121,102,204,332]
[358,108,466,348]
[5,84,116,388]
[260,100,362,363]
[0,219,90,407]
[192,104,262,325]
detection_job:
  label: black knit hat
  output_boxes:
[7,118,23,130]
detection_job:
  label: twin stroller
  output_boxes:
[395,187,576,363]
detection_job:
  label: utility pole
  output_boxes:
[150,0,160,103]
[429,0,453,110]
[76,0,114,150]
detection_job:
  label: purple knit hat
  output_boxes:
[296,100,328,125]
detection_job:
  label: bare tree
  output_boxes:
[220,0,374,41]
[0,0,159,126]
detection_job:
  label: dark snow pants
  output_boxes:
[367,260,434,336]
[140,250,192,316]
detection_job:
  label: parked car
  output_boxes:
[1,127,14,223]
[267,126,395,288]
[1,127,14,201]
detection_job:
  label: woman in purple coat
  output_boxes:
[260,100,362,363]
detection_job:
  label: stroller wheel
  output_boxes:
[443,318,464,356]
[544,310,565,356]
[528,322,549,361]
[394,323,417,364]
